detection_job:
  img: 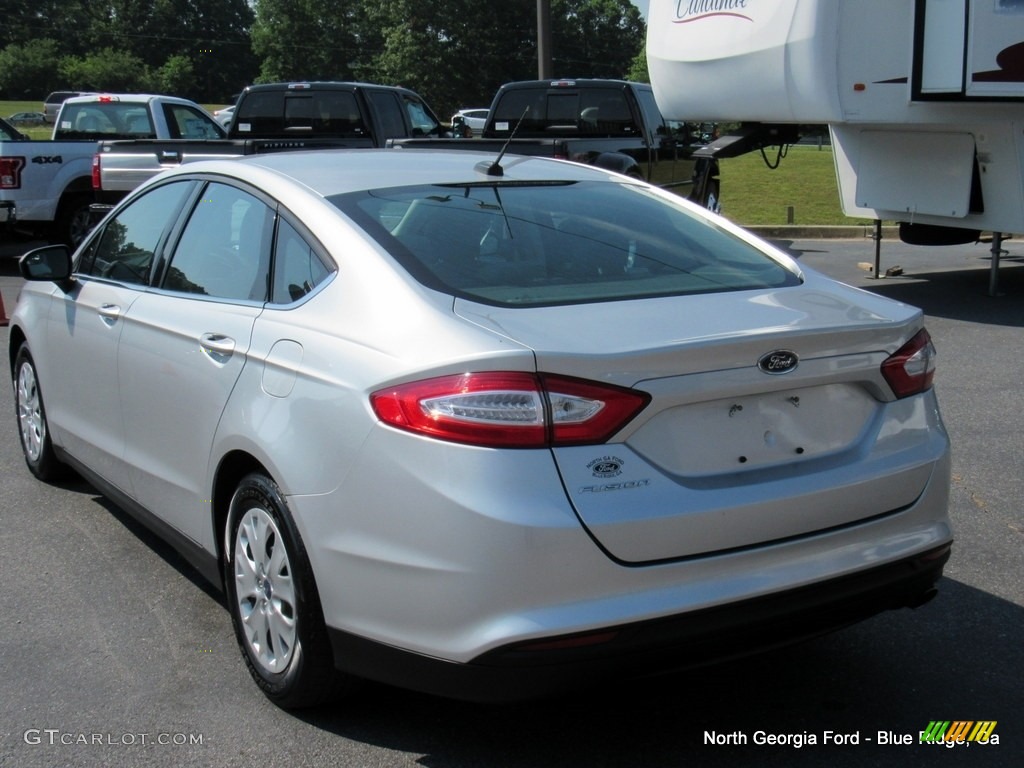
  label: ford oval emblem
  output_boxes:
[758,350,799,375]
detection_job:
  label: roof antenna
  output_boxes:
[485,106,529,177]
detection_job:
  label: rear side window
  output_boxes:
[333,181,800,307]
[45,91,79,105]
[79,181,195,285]
[365,90,407,140]
[634,88,668,140]
[271,219,332,304]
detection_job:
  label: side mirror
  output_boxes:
[19,244,73,283]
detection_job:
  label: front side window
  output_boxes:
[162,183,274,301]
[163,104,224,139]
[334,181,800,307]
[79,181,195,285]
[403,96,439,136]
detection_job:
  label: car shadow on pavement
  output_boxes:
[293,578,1022,767]
[863,265,1024,328]
[86,488,227,606]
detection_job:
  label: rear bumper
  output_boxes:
[328,542,951,701]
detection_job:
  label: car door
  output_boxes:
[41,180,196,493]
[117,181,274,546]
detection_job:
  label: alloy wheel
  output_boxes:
[233,505,297,674]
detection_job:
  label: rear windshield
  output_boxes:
[45,91,80,104]
[54,103,155,140]
[233,90,369,138]
[490,87,638,136]
[333,181,800,307]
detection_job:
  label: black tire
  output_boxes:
[54,193,94,248]
[704,178,721,214]
[13,345,69,482]
[224,472,354,708]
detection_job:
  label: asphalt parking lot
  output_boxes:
[0,233,1021,767]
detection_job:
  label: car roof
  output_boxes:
[61,93,200,106]
[241,81,419,96]
[497,79,650,91]
[156,149,625,198]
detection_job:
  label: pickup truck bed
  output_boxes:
[95,136,375,196]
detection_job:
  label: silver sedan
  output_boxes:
[10,149,952,708]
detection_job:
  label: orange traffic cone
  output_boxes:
[0,290,8,327]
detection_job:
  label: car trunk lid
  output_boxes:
[455,275,937,562]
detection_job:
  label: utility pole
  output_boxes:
[537,0,552,79]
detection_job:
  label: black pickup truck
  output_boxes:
[389,79,720,210]
[93,81,445,205]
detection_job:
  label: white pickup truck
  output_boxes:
[0,93,223,247]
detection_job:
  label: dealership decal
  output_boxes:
[673,0,752,24]
[920,720,998,745]
[587,455,624,478]
[701,721,999,749]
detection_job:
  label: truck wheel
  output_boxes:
[704,179,721,214]
[54,194,94,248]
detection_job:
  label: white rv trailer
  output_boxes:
[648,0,1024,264]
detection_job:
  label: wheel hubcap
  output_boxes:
[16,362,45,462]
[233,506,297,674]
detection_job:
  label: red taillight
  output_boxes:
[91,154,101,190]
[881,329,936,398]
[0,156,26,189]
[370,372,649,448]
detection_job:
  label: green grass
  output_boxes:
[718,144,872,226]
[2,99,864,226]
[3,99,50,139]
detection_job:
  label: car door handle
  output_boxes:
[98,303,121,326]
[199,333,236,362]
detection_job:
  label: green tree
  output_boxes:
[0,0,254,101]
[147,54,199,97]
[359,0,536,118]
[359,0,645,119]
[552,0,646,79]
[251,0,366,82]
[0,1,85,52]
[0,39,63,98]
[59,48,151,92]
[627,49,650,83]
[83,0,256,101]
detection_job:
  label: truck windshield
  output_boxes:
[332,181,799,307]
